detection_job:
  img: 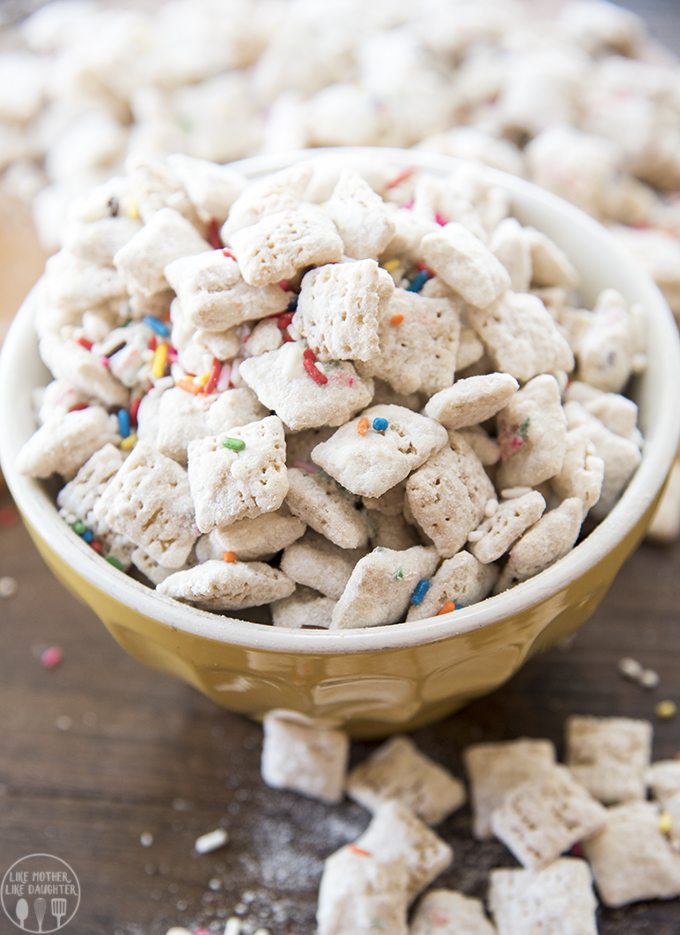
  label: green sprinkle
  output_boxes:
[394,567,404,580]
[72,520,86,535]
[106,556,123,570]
[223,437,246,451]
[517,416,531,439]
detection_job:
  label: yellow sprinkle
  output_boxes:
[120,433,137,451]
[152,342,168,378]
[655,700,677,719]
[197,370,210,388]
[658,811,674,835]
[383,259,400,273]
[125,196,140,220]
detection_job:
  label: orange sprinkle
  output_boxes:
[223,551,237,563]
[349,845,371,857]
[357,417,369,436]
[177,376,202,395]
[437,601,456,615]
[389,313,404,326]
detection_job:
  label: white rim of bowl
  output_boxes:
[2,146,679,654]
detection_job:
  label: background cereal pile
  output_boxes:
[0,0,678,326]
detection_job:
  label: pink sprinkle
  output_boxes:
[278,279,292,291]
[41,646,63,669]
[167,345,178,363]
[402,198,414,210]
[292,461,319,474]
[100,356,110,368]
[195,930,212,935]
[216,363,232,392]
[348,377,354,386]
[435,212,448,226]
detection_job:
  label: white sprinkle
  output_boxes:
[55,715,73,731]
[195,827,229,854]
[140,832,154,847]
[224,919,241,935]
[640,668,660,689]
[253,930,271,935]
[166,929,192,935]
[500,486,533,499]
[0,576,18,598]
[484,498,498,518]
[618,656,644,680]
[467,530,484,543]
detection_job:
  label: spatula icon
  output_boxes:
[15,899,28,929]
[33,897,47,933]
[51,898,67,929]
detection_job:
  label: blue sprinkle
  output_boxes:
[410,578,431,606]
[287,295,298,311]
[406,270,429,293]
[372,417,389,432]
[143,315,170,337]
[82,529,94,543]
[117,408,131,439]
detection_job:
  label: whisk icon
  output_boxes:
[51,899,67,929]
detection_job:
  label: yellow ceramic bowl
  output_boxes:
[2,148,680,738]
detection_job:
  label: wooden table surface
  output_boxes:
[1,2,680,934]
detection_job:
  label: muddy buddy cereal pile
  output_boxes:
[226,710,679,934]
[16,153,647,627]
[1,0,680,328]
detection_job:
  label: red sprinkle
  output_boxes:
[385,165,415,190]
[99,356,110,369]
[41,646,63,669]
[349,845,371,857]
[129,396,142,426]
[148,335,158,351]
[203,357,222,395]
[277,311,295,330]
[207,218,223,250]
[416,262,433,274]
[77,337,93,351]
[222,248,236,260]
[0,504,19,527]
[90,539,103,553]
[302,348,327,386]
[68,403,89,413]
[570,842,584,858]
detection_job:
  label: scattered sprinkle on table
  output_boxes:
[0,575,18,598]
[195,827,229,854]
[640,668,660,689]
[655,700,677,719]
[140,832,154,847]
[618,656,644,680]
[40,646,63,669]
[223,437,246,452]
[55,715,73,731]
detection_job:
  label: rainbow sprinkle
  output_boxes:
[410,578,431,605]
[143,315,170,338]
[152,342,169,378]
[223,437,246,452]
[117,408,131,438]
